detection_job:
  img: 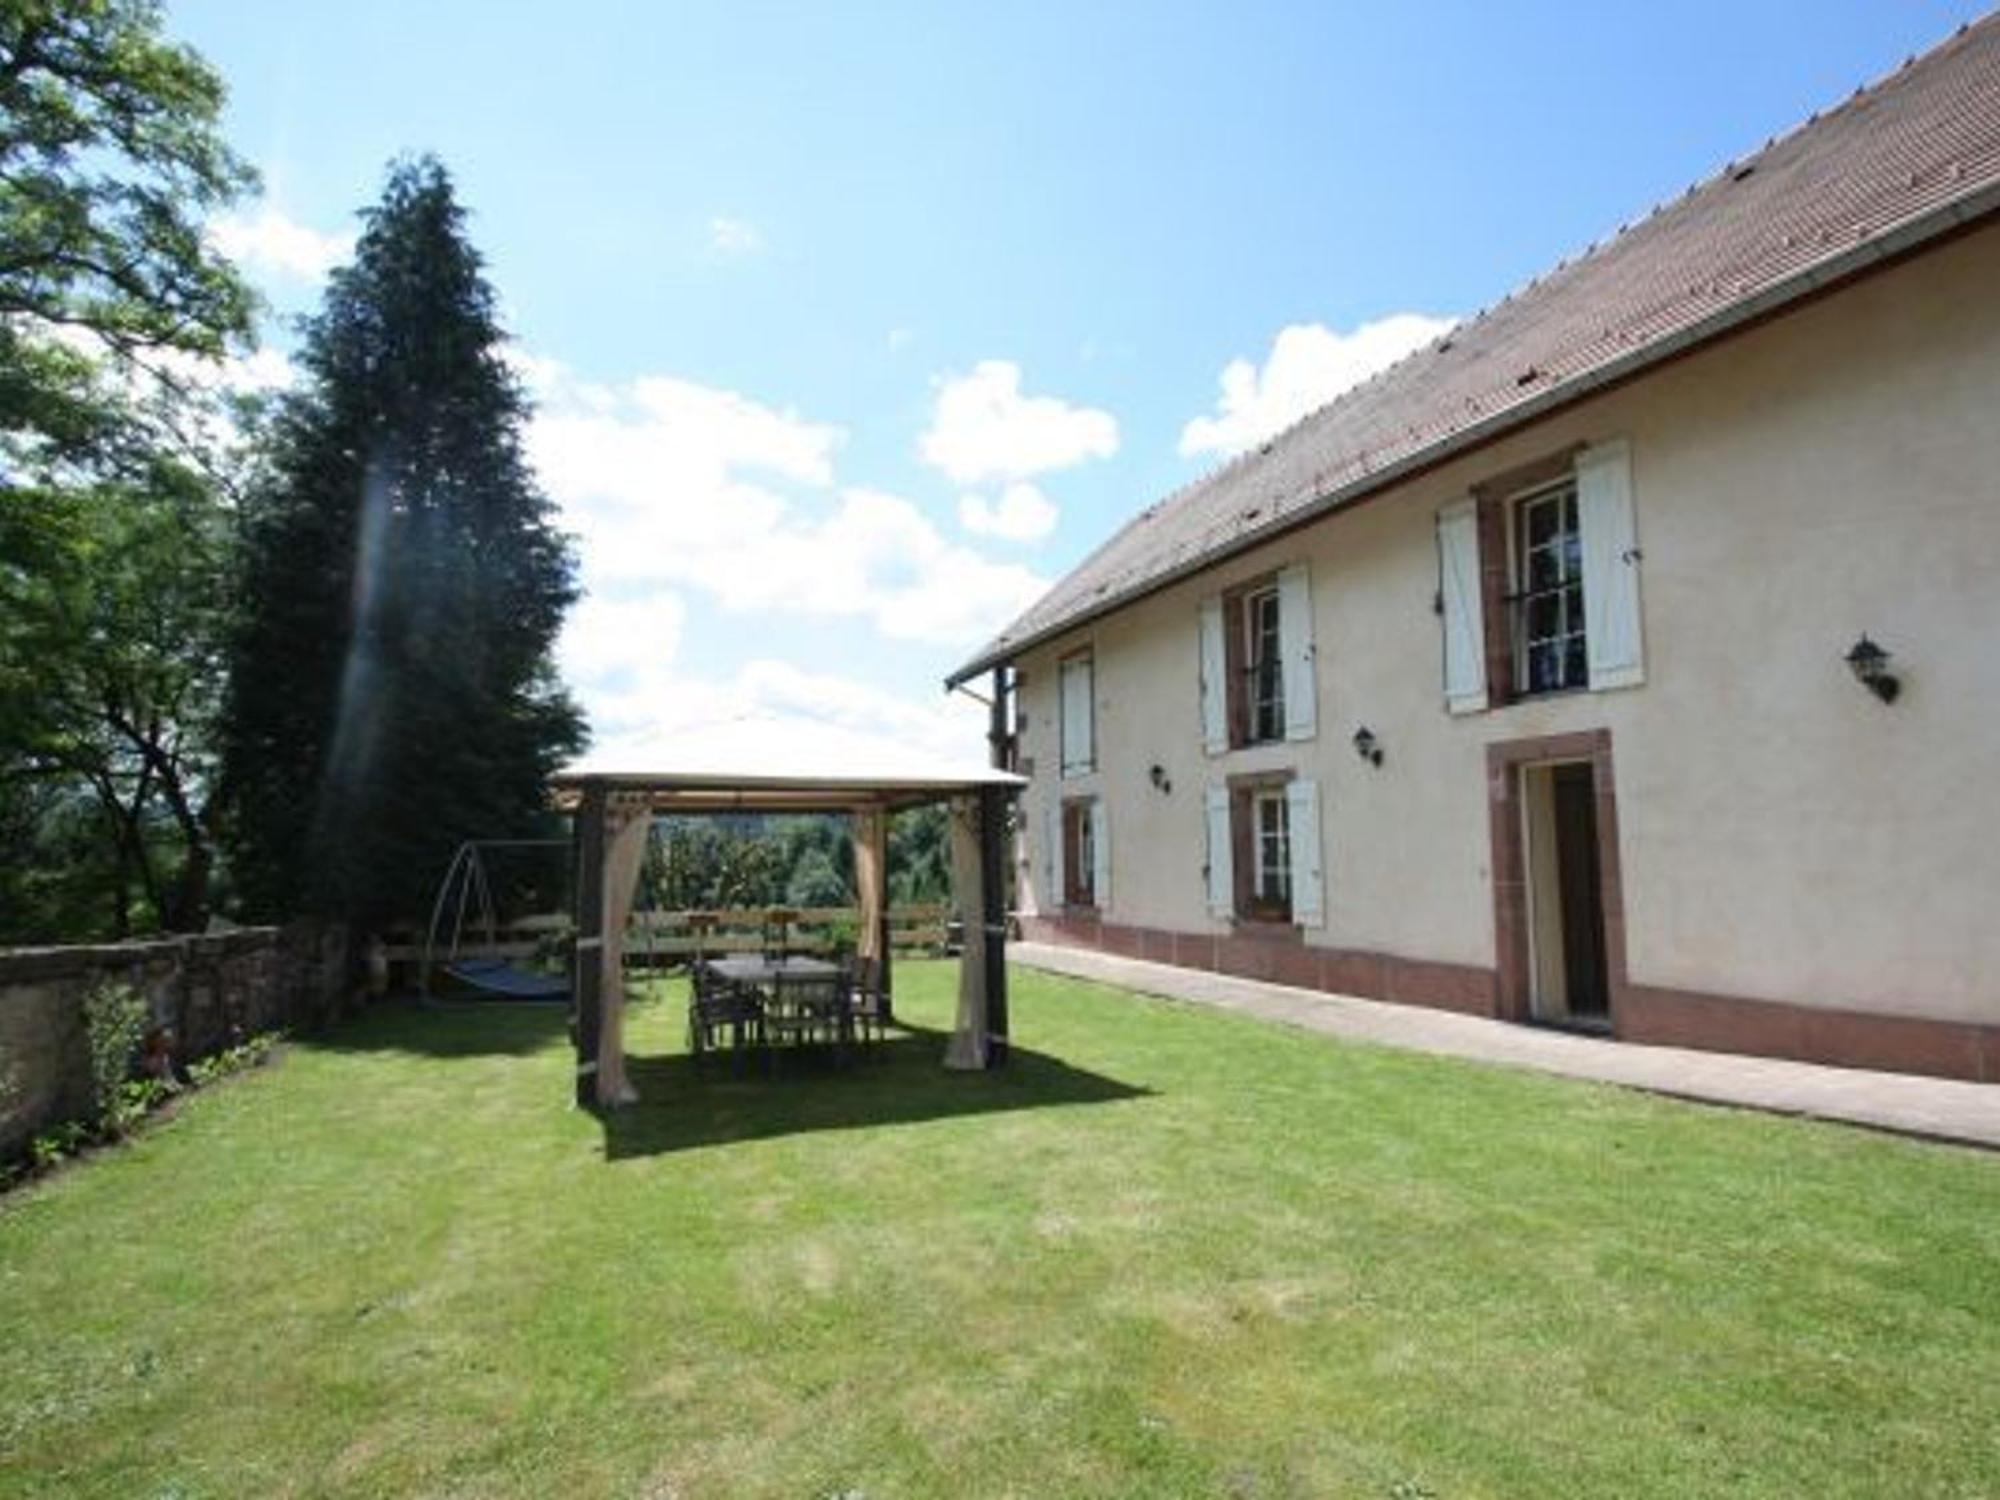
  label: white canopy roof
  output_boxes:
[550,713,1022,812]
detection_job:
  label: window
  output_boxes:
[1514,479,1587,696]
[1252,789,1291,914]
[1059,651,1095,777]
[1244,586,1285,743]
[1063,799,1095,907]
[1199,564,1316,753]
[1205,776,1322,928]
[1441,440,1641,711]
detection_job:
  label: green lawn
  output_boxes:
[3,962,1998,1499]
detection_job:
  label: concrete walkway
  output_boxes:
[1013,943,2000,1150]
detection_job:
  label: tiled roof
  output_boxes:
[948,15,2000,685]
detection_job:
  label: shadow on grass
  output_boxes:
[597,1022,1151,1159]
[298,996,573,1058]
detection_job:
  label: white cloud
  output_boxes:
[708,216,766,257]
[958,482,1058,542]
[886,327,915,352]
[1178,312,1456,459]
[525,360,1047,646]
[207,207,353,282]
[918,359,1118,485]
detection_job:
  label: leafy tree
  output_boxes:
[1,467,232,933]
[0,0,255,940]
[220,157,583,930]
[0,0,254,366]
[888,804,951,905]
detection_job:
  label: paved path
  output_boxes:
[1012,943,2000,1150]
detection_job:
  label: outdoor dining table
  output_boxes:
[704,954,850,1050]
[705,954,843,988]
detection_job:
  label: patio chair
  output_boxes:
[846,954,889,1047]
[763,973,852,1070]
[689,963,764,1065]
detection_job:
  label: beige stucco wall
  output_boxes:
[1014,220,2000,1025]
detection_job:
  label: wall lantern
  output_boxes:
[1844,634,1901,704]
[1352,726,1385,767]
[1148,763,1173,795]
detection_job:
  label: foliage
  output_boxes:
[640,810,952,914]
[0,1,256,941]
[79,977,146,1126]
[4,1028,277,1187]
[0,468,235,937]
[4,970,2000,1495]
[220,157,584,930]
[0,0,255,367]
[887,803,951,905]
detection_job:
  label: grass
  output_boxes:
[2,961,1998,1498]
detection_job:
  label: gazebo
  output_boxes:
[548,715,1024,1109]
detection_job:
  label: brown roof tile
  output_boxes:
[949,15,2000,684]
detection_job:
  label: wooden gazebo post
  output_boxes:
[571,781,606,1109]
[983,665,1014,1065]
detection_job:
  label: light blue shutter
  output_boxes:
[1285,778,1324,928]
[1060,655,1095,775]
[1576,439,1644,690]
[1203,784,1233,917]
[1044,796,1063,912]
[1198,597,1228,754]
[1090,798,1109,911]
[1436,498,1487,714]
[1277,563,1317,741]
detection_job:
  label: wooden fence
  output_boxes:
[384,904,956,971]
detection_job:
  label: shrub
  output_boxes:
[81,979,149,1132]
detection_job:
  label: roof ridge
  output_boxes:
[948,10,2000,683]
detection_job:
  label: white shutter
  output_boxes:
[1090,798,1109,911]
[1277,562,1317,741]
[1203,784,1233,918]
[1044,796,1063,911]
[1059,655,1094,775]
[1285,778,1324,929]
[1197,597,1228,755]
[1576,439,1645,691]
[1436,498,1488,714]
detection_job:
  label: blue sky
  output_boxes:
[176,0,1988,758]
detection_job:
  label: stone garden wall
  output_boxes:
[0,925,352,1159]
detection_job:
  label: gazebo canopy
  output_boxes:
[550,714,1022,812]
[555,713,1021,1109]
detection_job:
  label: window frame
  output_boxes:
[1509,475,1589,699]
[1251,788,1292,912]
[1227,769,1295,924]
[1222,574,1286,748]
[1061,797,1096,909]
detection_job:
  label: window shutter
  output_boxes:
[1435,498,1488,714]
[1197,597,1228,755]
[1203,784,1233,917]
[1277,562,1317,741]
[1576,439,1644,691]
[1285,778,1324,929]
[1060,655,1094,775]
[1044,797,1063,912]
[1090,798,1110,911]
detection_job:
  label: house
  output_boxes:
[946,18,2000,1083]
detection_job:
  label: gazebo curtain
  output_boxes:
[596,792,653,1106]
[944,793,989,1070]
[852,808,886,964]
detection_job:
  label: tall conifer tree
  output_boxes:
[222,157,583,926]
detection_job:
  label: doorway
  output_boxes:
[1521,760,1609,1027]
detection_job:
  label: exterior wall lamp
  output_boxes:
[1149,763,1173,794]
[1845,634,1901,704]
[1352,726,1385,767]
